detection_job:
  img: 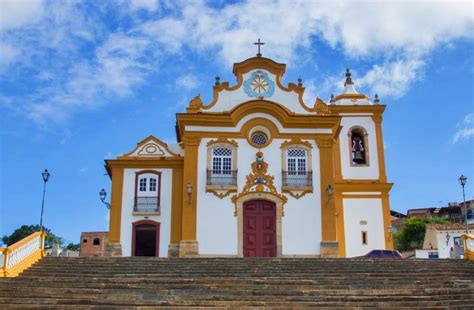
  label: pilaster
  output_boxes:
[180,135,201,257]
[372,114,387,183]
[108,166,124,244]
[316,137,339,257]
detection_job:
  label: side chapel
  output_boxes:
[104,46,393,258]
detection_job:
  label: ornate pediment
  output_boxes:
[185,56,319,115]
[119,136,182,158]
[231,152,287,209]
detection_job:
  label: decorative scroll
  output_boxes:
[206,189,237,199]
[186,94,204,113]
[231,152,287,207]
[315,98,331,115]
[283,189,313,200]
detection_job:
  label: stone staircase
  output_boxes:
[0,257,473,309]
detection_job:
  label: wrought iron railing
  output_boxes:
[282,171,313,187]
[207,170,237,186]
[134,196,160,212]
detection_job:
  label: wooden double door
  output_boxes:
[243,200,277,257]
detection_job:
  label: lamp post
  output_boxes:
[99,189,110,209]
[39,169,50,232]
[459,175,468,234]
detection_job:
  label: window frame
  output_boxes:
[361,231,368,245]
[206,139,238,191]
[134,170,161,214]
[348,126,370,167]
[281,140,313,191]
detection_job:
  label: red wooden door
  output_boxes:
[243,200,276,257]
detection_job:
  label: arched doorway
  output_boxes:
[132,220,160,257]
[243,200,276,257]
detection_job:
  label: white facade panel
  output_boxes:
[343,198,385,257]
[436,229,473,259]
[120,168,172,257]
[197,137,322,256]
[339,117,379,180]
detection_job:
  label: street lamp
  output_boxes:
[39,169,50,232]
[99,188,110,209]
[459,175,468,234]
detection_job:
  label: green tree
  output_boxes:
[66,243,80,251]
[2,225,63,248]
[394,217,450,251]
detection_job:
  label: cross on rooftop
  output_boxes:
[254,38,265,57]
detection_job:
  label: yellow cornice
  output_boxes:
[328,105,386,114]
[206,137,238,148]
[232,56,286,76]
[333,93,369,101]
[334,182,393,193]
[105,158,184,174]
[119,135,180,158]
[178,100,341,138]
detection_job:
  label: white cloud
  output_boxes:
[175,74,198,91]
[357,59,425,98]
[1,1,473,125]
[453,113,474,143]
[129,0,159,12]
[0,0,44,30]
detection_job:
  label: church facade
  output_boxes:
[104,55,393,258]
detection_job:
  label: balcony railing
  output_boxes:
[207,170,237,186]
[282,171,313,187]
[134,196,160,213]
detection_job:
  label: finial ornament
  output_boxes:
[344,68,353,86]
[374,93,380,104]
[297,77,303,87]
[215,76,220,86]
[254,38,265,57]
[330,94,335,104]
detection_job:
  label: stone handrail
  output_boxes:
[461,234,474,261]
[1,231,46,277]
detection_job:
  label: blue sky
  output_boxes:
[1,0,473,245]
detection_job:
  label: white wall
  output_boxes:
[415,249,439,259]
[196,136,322,255]
[120,168,172,257]
[343,198,385,257]
[436,229,474,258]
[339,117,379,180]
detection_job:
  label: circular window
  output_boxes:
[251,132,268,146]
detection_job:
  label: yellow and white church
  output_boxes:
[104,53,393,258]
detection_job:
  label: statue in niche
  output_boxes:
[351,132,366,164]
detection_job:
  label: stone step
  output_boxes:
[1,257,472,308]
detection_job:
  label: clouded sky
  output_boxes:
[1,0,473,244]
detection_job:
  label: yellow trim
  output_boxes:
[372,114,388,182]
[342,194,382,199]
[109,166,124,244]
[347,125,370,167]
[181,135,201,242]
[178,100,341,138]
[316,138,337,242]
[334,93,370,101]
[170,168,183,244]
[119,135,181,158]
[334,191,345,257]
[461,234,474,261]
[382,192,393,249]
[186,57,322,114]
[2,232,45,277]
